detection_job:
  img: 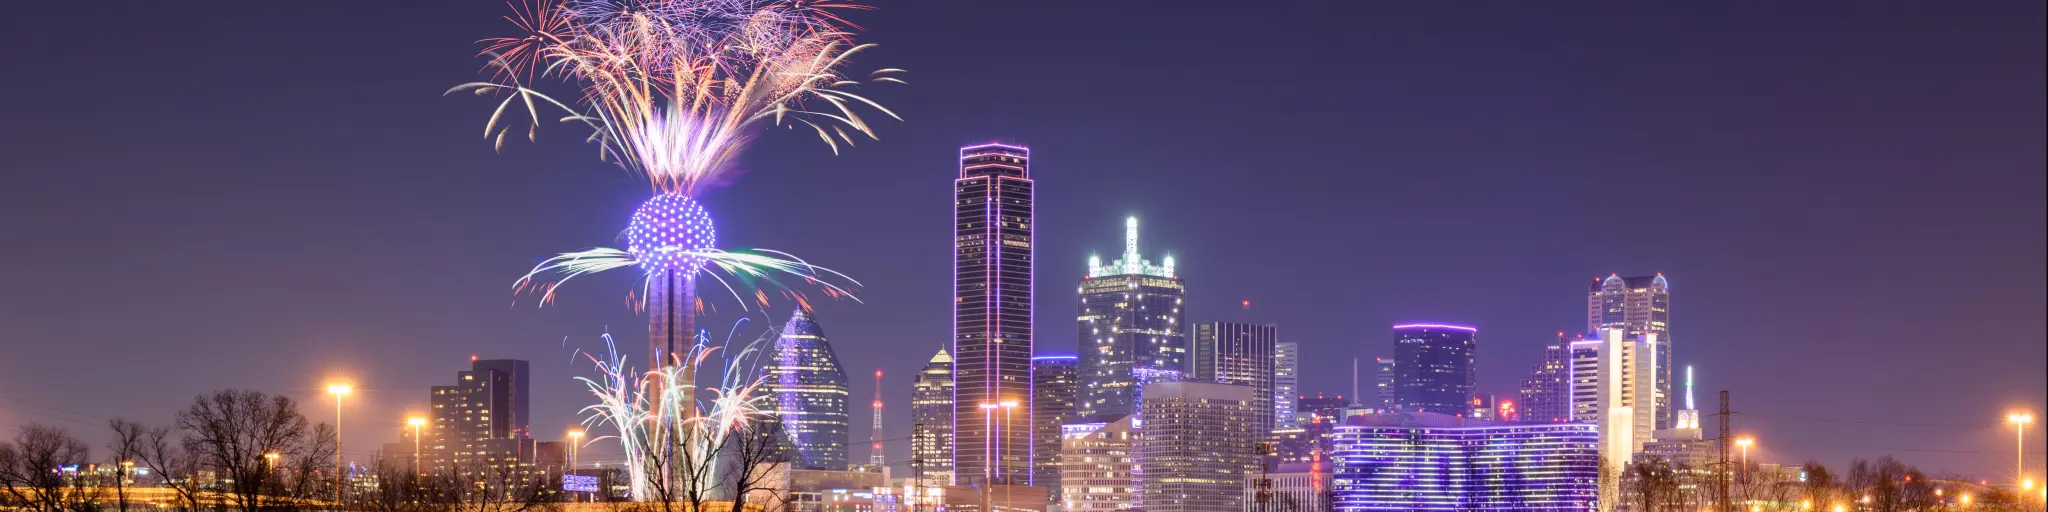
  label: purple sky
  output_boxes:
[1,1,2041,477]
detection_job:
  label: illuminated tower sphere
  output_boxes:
[625,193,718,274]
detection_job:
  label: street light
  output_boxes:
[1736,437,1754,487]
[977,403,998,511]
[2012,412,2033,491]
[998,401,1019,509]
[568,429,584,502]
[326,383,351,505]
[406,417,425,476]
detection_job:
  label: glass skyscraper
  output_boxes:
[1588,274,1672,429]
[954,143,1034,485]
[1274,341,1300,428]
[1330,413,1599,511]
[911,348,955,483]
[764,310,851,470]
[1031,355,1079,495]
[1518,332,1577,423]
[1137,381,1261,512]
[427,359,531,476]
[1390,324,1476,416]
[1077,216,1186,421]
[1192,321,1279,434]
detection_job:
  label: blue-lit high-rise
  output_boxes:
[1330,412,1599,511]
[763,309,851,470]
[1391,324,1477,416]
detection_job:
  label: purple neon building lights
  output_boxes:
[952,142,1034,486]
[625,193,718,274]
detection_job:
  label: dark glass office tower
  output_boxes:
[1192,321,1279,434]
[1077,216,1187,421]
[1390,324,1476,416]
[1030,355,1078,494]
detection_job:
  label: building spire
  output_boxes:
[1124,216,1140,274]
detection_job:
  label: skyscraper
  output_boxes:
[1192,322,1279,434]
[764,310,851,470]
[954,143,1034,485]
[1589,274,1671,429]
[1138,381,1261,512]
[1030,355,1078,494]
[1077,216,1187,421]
[1518,333,1575,423]
[1594,329,1659,479]
[911,348,956,484]
[1568,336,1601,422]
[1374,358,1395,410]
[1390,324,1476,416]
[1059,417,1136,512]
[427,358,531,476]
[1274,342,1300,429]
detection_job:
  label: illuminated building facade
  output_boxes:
[1593,329,1658,485]
[1390,324,1476,415]
[1518,334,1576,423]
[763,310,851,470]
[1030,355,1079,496]
[1077,217,1186,422]
[911,348,956,483]
[1274,341,1301,429]
[426,359,532,476]
[1138,381,1260,512]
[1192,322,1279,434]
[1568,336,1602,422]
[1058,417,1135,512]
[1588,274,1672,429]
[954,143,1035,485]
[1330,413,1600,511]
[1244,464,1332,512]
[1374,358,1395,410]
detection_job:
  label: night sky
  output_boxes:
[2,1,2041,477]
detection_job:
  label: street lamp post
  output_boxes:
[407,417,425,476]
[569,429,584,502]
[978,403,998,512]
[326,384,351,505]
[1736,437,1754,476]
[2012,412,2033,490]
[999,400,1018,511]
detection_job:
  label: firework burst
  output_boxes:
[454,0,902,196]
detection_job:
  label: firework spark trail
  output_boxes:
[512,246,862,308]
[454,0,902,196]
[573,321,788,500]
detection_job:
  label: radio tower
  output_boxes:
[870,369,886,468]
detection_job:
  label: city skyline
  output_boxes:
[0,0,2041,482]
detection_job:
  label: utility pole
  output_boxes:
[1255,441,1276,512]
[911,425,924,512]
[1716,390,1732,512]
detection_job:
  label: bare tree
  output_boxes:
[1626,456,1678,512]
[1800,461,1842,511]
[448,457,559,512]
[134,424,202,512]
[177,389,337,512]
[721,416,792,512]
[0,424,99,512]
[105,420,149,512]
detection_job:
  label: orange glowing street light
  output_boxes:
[2011,412,2033,491]
[326,383,352,505]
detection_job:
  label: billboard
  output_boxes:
[563,475,600,493]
